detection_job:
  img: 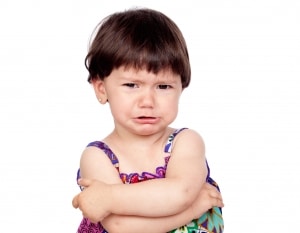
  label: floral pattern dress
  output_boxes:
[76,128,224,233]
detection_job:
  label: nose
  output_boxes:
[138,88,155,108]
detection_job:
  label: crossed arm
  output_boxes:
[72,129,224,232]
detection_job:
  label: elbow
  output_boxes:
[102,216,130,233]
[102,216,121,233]
[175,185,197,211]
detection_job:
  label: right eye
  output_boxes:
[123,83,138,88]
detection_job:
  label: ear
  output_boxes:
[91,79,107,104]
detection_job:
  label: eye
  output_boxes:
[123,83,138,88]
[158,84,172,89]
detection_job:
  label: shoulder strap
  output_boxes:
[164,128,187,153]
[87,141,119,166]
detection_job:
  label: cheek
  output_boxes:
[160,96,180,116]
[109,98,131,118]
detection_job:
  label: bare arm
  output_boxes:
[101,182,224,233]
[73,129,207,221]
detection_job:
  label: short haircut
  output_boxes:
[85,8,191,88]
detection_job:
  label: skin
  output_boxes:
[75,179,223,233]
[72,66,224,232]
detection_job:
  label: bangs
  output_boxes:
[85,8,191,88]
[113,39,183,75]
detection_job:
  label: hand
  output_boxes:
[72,178,112,223]
[191,182,224,219]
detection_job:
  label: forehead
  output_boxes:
[113,66,181,81]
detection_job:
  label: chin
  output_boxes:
[133,125,166,136]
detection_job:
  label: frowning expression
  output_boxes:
[92,66,183,135]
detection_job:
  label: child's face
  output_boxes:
[93,66,183,136]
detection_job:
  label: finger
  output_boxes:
[212,197,224,208]
[209,189,220,198]
[77,178,92,187]
[89,218,99,224]
[218,199,225,207]
[216,194,223,203]
[216,195,224,207]
[211,193,224,207]
[72,194,79,209]
[81,211,98,224]
[205,182,219,192]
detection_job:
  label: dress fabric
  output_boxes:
[76,128,223,233]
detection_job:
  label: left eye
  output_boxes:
[158,84,171,89]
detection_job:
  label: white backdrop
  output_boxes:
[0,0,299,232]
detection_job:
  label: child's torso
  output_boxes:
[78,128,185,185]
[76,128,223,233]
[76,128,185,232]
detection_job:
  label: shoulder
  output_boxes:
[80,144,109,168]
[79,142,121,183]
[174,128,205,145]
[171,128,205,157]
[80,141,118,164]
[81,141,105,158]
[165,128,207,185]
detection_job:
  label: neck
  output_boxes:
[105,127,173,150]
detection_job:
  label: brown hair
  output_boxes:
[85,8,191,88]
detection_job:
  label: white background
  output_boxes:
[0,0,299,232]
